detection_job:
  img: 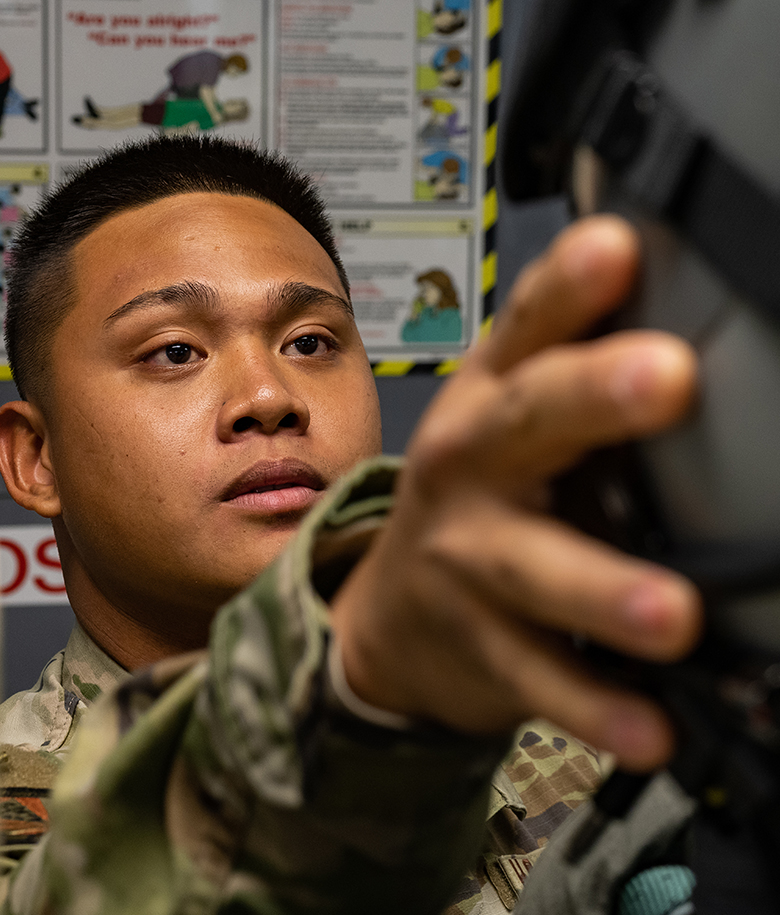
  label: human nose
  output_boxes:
[216,352,311,442]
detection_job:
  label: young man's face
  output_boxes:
[42,192,382,635]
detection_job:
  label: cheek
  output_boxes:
[324,375,383,463]
[361,385,383,454]
[51,388,210,507]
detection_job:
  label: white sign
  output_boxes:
[0,524,68,606]
[0,0,495,377]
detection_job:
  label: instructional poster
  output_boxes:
[0,0,498,373]
[59,1,265,151]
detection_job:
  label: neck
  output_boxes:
[55,531,216,671]
[76,605,211,671]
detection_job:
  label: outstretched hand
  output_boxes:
[331,215,702,773]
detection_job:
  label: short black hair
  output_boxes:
[5,134,349,403]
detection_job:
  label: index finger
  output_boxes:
[481,214,641,375]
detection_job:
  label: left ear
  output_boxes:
[0,400,62,518]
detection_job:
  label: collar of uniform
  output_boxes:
[60,624,129,706]
[0,625,129,755]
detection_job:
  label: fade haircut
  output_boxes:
[5,134,350,403]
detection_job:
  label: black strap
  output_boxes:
[579,50,780,324]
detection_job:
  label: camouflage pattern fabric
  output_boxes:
[0,624,128,756]
[0,458,604,915]
[445,722,603,915]
[513,772,695,915]
[0,625,130,903]
[0,746,60,894]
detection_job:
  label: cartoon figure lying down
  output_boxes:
[418,0,470,38]
[431,46,470,88]
[418,150,469,200]
[431,0,470,35]
[72,96,248,134]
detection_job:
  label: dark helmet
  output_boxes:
[502,0,780,655]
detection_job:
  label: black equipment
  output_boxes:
[501,2,780,911]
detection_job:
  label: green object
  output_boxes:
[402,306,462,343]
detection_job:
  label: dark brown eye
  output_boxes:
[293,335,321,355]
[166,343,193,364]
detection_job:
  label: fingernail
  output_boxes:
[610,339,690,409]
[625,581,671,633]
[609,350,663,405]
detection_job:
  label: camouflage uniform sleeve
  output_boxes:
[445,722,605,915]
[3,457,511,915]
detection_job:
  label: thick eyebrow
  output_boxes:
[267,281,354,320]
[103,281,219,326]
[102,279,353,327]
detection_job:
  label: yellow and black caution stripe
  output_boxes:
[483,0,502,320]
[372,0,501,379]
